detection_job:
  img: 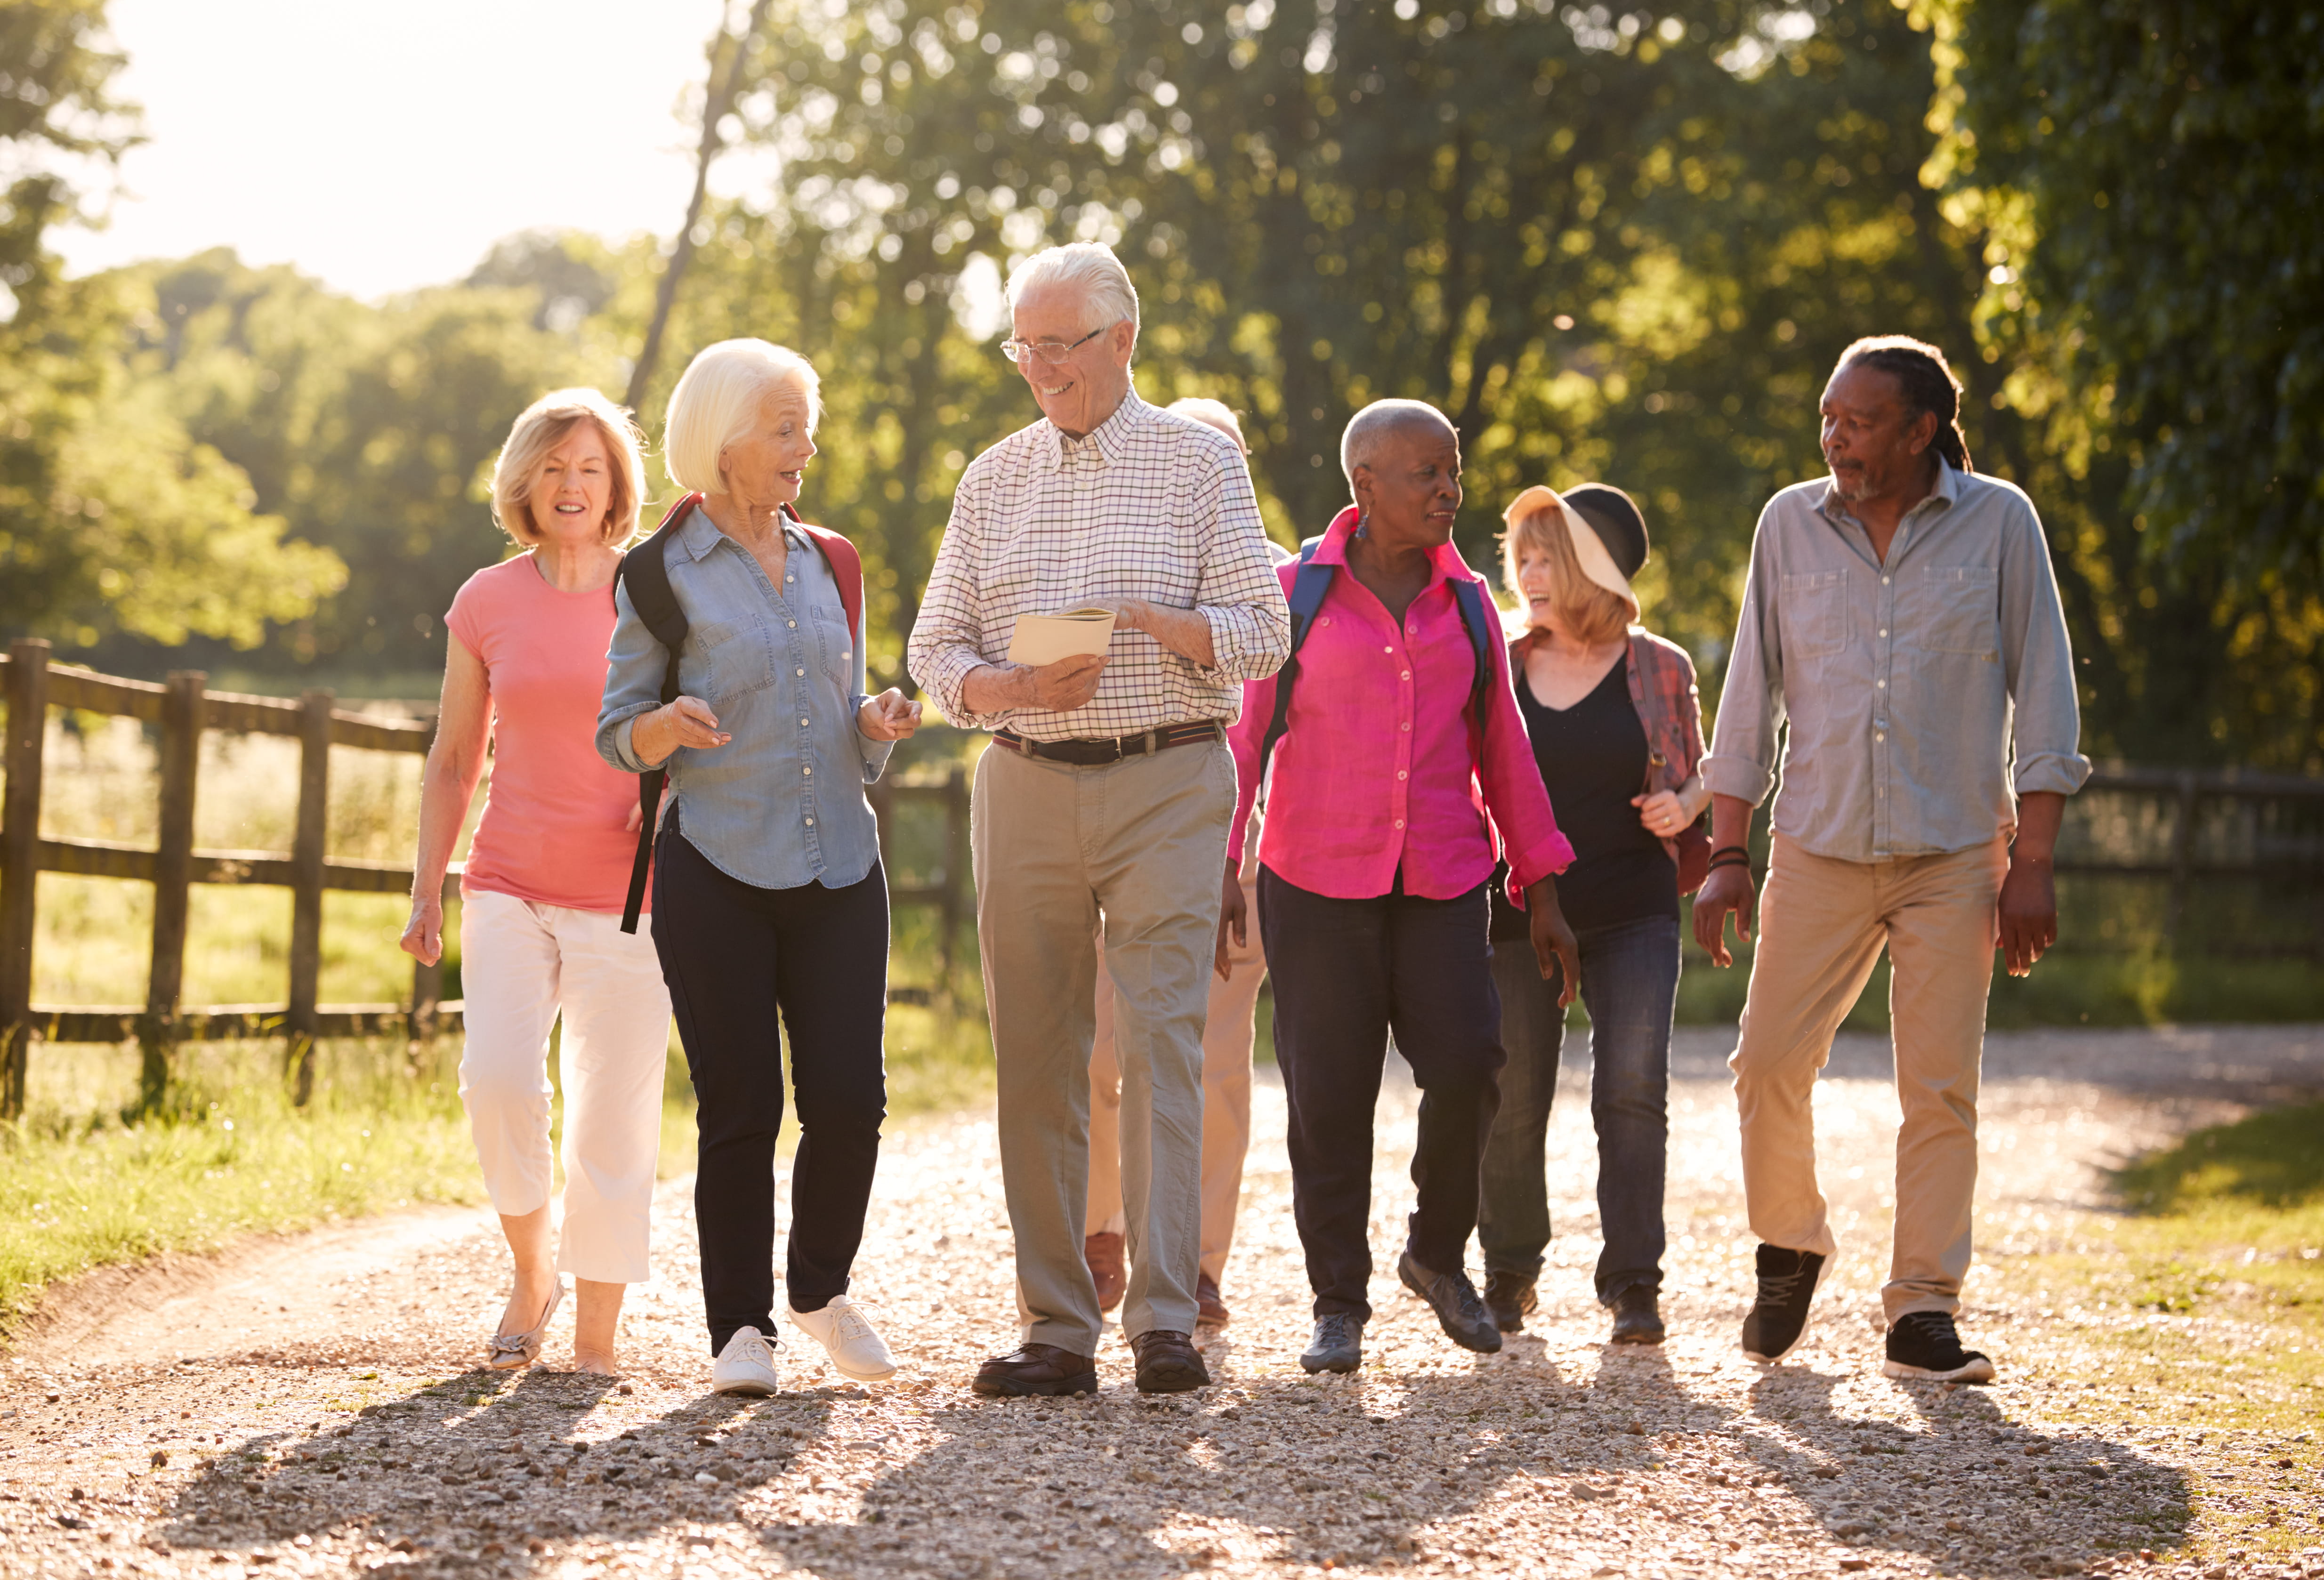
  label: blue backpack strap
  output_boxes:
[613,493,701,934]
[1450,576,1496,716]
[1255,539,1334,780]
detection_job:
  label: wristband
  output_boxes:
[1709,845,1749,862]
[1707,850,1753,872]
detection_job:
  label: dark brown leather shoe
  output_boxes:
[1195,1272,1230,1330]
[1130,1329,1210,1394]
[1084,1232,1126,1313]
[1484,1270,1537,1334]
[971,1344,1097,1398]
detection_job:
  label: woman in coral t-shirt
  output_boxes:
[400,388,671,1376]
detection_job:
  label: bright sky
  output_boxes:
[54,0,736,300]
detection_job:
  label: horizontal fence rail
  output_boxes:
[0,640,973,1117]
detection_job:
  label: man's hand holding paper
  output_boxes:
[1006,606,1117,667]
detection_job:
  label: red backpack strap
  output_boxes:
[787,512,865,642]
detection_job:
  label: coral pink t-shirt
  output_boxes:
[444,555,643,913]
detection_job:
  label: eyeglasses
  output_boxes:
[1000,326,1106,365]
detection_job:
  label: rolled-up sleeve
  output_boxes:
[596,577,666,775]
[1702,509,1787,807]
[905,482,998,728]
[1192,452,1292,686]
[1479,626,1576,895]
[1997,500,2092,798]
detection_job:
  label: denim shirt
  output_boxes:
[595,507,893,891]
[1703,461,2090,863]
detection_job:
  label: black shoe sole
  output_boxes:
[1489,1312,1526,1334]
[971,1370,1098,1398]
[1398,1259,1504,1354]
[1299,1347,1361,1374]
[1133,1361,1210,1394]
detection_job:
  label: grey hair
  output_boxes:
[1006,242,1140,332]
[1340,398,1457,494]
[1167,396,1247,453]
[662,339,821,497]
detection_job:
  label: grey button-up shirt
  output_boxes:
[596,508,892,891]
[1703,461,2091,863]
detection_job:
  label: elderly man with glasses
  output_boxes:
[909,242,1290,1396]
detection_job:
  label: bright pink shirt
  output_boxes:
[1227,508,1575,902]
[445,555,646,914]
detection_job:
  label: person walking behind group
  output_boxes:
[1695,336,2090,1383]
[908,244,1290,1397]
[1081,397,1290,1337]
[1475,484,1706,1347]
[401,388,673,1376]
[1226,399,1580,1377]
[596,339,923,1397]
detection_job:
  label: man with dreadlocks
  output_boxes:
[1693,336,2090,1383]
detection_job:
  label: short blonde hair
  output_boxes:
[663,339,822,496]
[490,388,647,547]
[1503,495,1636,647]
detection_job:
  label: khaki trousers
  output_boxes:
[973,735,1236,1353]
[1730,831,2007,1323]
[1084,849,1266,1283]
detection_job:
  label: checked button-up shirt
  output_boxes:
[907,389,1291,741]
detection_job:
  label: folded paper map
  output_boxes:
[1006,606,1117,667]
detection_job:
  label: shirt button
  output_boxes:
[1401,671,1412,681]
[786,574,794,583]
[1877,679,1887,689]
[1877,732,1886,742]
[1397,770,1408,780]
[796,668,805,677]
[1879,628,1888,638]
[788,619,798,628]
[1394,819,1405,829]
[805,817,815,826]
[800,718,809,727]
[1383,645,1393,654]
[1882,575,1891,585]
[1402,722,1412,732]
[803,765,813,776]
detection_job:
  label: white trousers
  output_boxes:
[458,888,673,1284]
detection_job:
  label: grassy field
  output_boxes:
[2000,1099,2324,1563]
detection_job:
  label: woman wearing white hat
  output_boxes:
[1476,482,1708,1346]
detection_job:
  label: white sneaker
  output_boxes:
[787,1295,897,1382]
[710,1326,781,1396]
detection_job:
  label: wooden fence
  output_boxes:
[0,639,971,1119]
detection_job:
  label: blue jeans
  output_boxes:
[1478,914,1679,1303]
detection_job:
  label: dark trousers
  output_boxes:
[1259,865,1505,1322]
[650,822,889,1354]
[1479,914,1678,1302]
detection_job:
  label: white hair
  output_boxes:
[1006,242,1140,332]
[1340,398,1456,494]
[662,339,822,497]
[1167,396,1247,453]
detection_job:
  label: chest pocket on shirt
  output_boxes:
[1899,565,1999,656]
[812,607,855,692]
[1778,569,1849,658]
[694,618,774,704]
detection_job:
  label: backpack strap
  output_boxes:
[1254,539,1335,781]
[613,492,702,934]
[788,509,866,661]
[1450,574,1498,762]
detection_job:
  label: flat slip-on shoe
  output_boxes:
[485,1280,565,1371]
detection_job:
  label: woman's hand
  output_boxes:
[400,895,444,967]
[630,696,730,766]
[1630,788,1697,840]
[1523,876,1582,1008]
[857,688,924,742]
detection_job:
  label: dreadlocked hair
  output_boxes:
[1836,335,1975,474]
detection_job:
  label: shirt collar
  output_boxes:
[1815,455,1962,528]
[1311,505,1477,587]
[671,497,803,564]
[1042,386,1151,471]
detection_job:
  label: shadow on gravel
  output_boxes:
[766,1347,1739,1579]
[1732,1364,2189,1576]
[153,1365,844,1574]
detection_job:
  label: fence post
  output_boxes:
[408,709,443,1048]
[1,639,51,1121]
[137,670,206,1112]
[2163,770,2201,947]
[286,688,333,1104]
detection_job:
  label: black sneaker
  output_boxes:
[1397,1250,1503,1354]
[1609,1286,1665,1346]
[1883,1310,1995,1383]
[1740,1245,1825,1363]
[1299,1313,1364,1374]
[1483,1271,1536,1334]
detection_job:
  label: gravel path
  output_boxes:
[5,1025,2322,1580]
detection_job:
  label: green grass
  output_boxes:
[2000,1101,2324,1563]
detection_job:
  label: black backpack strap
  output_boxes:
[1450,576,1496,717]
[1255,539,1334,782]
[613,495,699,934]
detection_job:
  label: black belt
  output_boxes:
[992,721,1221,766]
